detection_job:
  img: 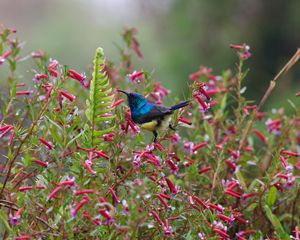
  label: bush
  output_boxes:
[0,26,299,239]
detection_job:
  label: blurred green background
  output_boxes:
[0,0,299,109]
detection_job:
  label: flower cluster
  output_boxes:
[0,25,299,240]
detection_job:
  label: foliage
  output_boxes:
[86,47,115,148]
[0,26,299,240]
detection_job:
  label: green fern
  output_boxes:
[86,47,115,148]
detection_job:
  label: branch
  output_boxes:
[239,48,300,150]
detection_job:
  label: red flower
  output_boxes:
[178,116,192,125]
[150,210,164,226]
[192,141,208,152]
[230,43,251,60]
[34,159,48,168]
[198,165,211,174]
[47,186,63,201]
[165,177,179,195]
[16,91,32,96]
[252,128,268,143]
[39,137,53,150]
[58,90,75,102]
[9,207,23,225]
[71,196,90,218]
[74,189,95,196]
[19,186,33,192]
[128,70,144,83]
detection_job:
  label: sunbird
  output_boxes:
[118,90,190,142]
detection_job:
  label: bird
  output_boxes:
[118,90,190,142]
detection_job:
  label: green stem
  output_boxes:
[0,98,51,199]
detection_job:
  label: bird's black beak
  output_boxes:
[117,89,129,96]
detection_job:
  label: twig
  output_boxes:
[0,202,56,231]
[290,187,300,233]
[0,100,50,198]
[239,48,300,150]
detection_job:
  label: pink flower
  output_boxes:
[58,90,75,102]
[189,66,213,81]
[16,91,32,96]
[16,236,32,240]
[184,141,194,155]
[109,187,120,204]
[154,82,170,100]
[265,118,282,135]
[165,177,179,195]
[208,203,224,213]
[39,137,53,150]
[157,194,171,209]
[193,196,208,209]
[133,155,141,170]
[128,70,144,83]
[252,129,268,143]
[94,150,109,159]
[47,186,63,201]
[74,189,94,196]
[213,227,229,239]
[68,69,86,83]
[0,50,12,65]
[178,116,192,125]
[192,141,208,152]
[0,125,13,138]
[31,50,45,58]
[225,159,236,171]
[295,226,299,240]
[99,208,114,225]
[48,59,60,78]
[166,158,179,175]
[19,186,33,192]
[163,219,173,236]
[170,133,181,145]
[218,214,235,224]
[83,159,96,175]
[198,165,211,174]
[71,196,90,218]
[9,208,23,225]
[131,37,143,58]
[280,150,299,157]
[32,73,48,83]
[111,99,125,108]
[126,117,140,135]
[224,189,242,198]
[33,159,48,168]
[150,210,164,226]
[194,94,210,112]
[60,176,76,187]
[230,43,251,60]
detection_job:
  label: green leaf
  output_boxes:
[203,120,214,143]
[267,186,277,207]
[0,209,11,232]
[220,93,227,113]
[66,129,86,148]
[263,205,290,239]
[235,170,247,191]
[86,47,116,149]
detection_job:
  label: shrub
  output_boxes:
[0,26,299,239]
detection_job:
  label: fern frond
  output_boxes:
[86,48,116,148]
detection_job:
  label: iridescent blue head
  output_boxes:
[117,90,148,110]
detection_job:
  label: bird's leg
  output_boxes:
[153,131,158,142]
[169,123,176,131]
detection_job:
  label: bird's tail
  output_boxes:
[170,100,190,111]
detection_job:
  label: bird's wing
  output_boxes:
[135,104,172,124]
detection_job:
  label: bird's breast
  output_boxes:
[140,115,172,132]
[140,120,158,132]
[157,114,172,132]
